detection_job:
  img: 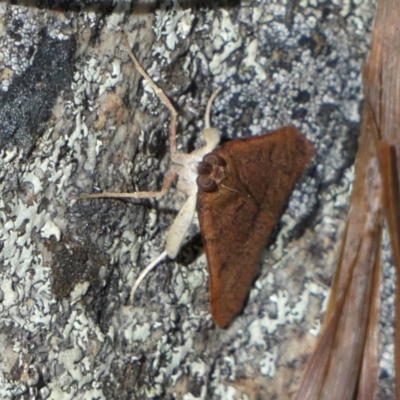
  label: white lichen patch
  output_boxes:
[154,0,196,56]
[208,10,242,76]
[259,347,278,377]
[40,220,61,241]
[213,384,237,400]
[242,39,267,81]
[69,281,90,305]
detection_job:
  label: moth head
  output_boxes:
[196,152,227,192]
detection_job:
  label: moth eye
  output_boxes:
[197,161,213,175]
[196,175,218,192]
[203,153,226,167]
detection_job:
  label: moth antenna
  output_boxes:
[205,87,222,129]
[130,251,169,304]
[220,184,253,199]
[220,184,240,194]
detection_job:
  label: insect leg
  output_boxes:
[130,193,197,303]
[122,33,178,156]
[72,171,177,201]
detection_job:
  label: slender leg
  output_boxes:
[130,193,197,303]
[72,172,177,201]
[130,251,169,304]
[165,193,197,258]
[122,33,178,156]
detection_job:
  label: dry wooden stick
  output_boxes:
[363,0,400,396]
[296,0,400,397]
[295,109,383,399]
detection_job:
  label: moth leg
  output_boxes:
[122,33,178,156]
[165,192,197,258]
[72,171,177,201]
[129,250,169,304]
[130,192,197,303]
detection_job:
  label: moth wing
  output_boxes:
[223,126,313,216]
[197,126,313,327]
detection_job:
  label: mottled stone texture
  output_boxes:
[0,1,387,399]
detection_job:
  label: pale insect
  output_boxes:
[75,35,222,303]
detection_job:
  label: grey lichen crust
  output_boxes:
[0,0,382,399]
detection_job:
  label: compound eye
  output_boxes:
[197,161,213,175]
[203,153,226,167]
[196,175,218,192]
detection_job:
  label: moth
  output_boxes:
[75,35,313,328]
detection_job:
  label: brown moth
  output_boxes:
[197,128,312,327]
